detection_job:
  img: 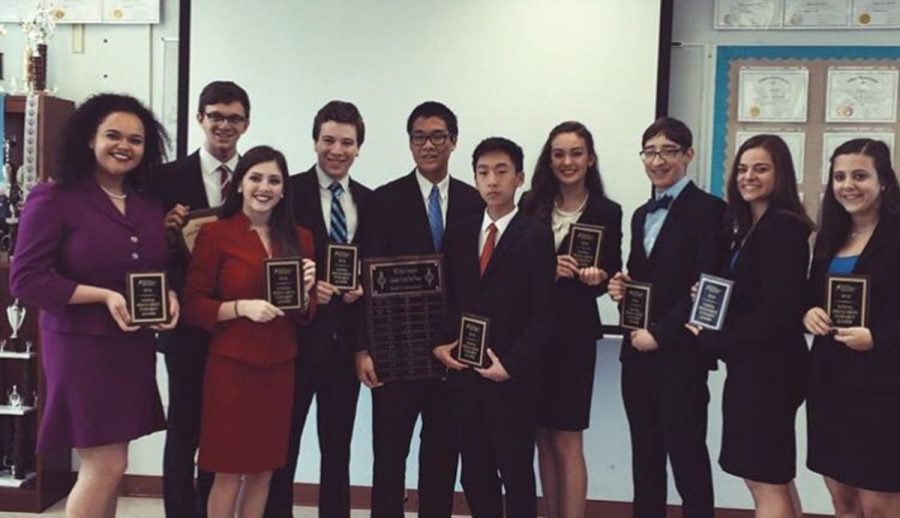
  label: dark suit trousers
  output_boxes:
[621,355,714,518]
[162,339,214,518]
[452,374,537,518]
[264,344,361,518]
[370,378,459,518]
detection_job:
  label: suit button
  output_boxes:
[131,252,139,260]
[130,236,139,243]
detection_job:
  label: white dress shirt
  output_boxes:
[198,147,239,207]
[317,165,358,242]
[479,207,518,255]
[415,169,450,227]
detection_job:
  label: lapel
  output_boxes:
[79,180,132,229]
[480,212,526,285]
[648,181,696,264]
[184,151,210,209]
[854,213,895,274]
[301,167,329,241]
[402,170,437,252]
[632,204,650,267]
[348,177,367,245]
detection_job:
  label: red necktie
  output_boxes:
[218,164,232,202]
[479,223,497,276]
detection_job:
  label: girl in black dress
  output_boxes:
[520,121,622,518]
[687,134,813,517]
[803,138,900,516]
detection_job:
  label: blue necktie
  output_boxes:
[329,182,348,244]
[428,184,444,252]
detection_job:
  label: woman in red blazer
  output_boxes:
[183,145,316,518]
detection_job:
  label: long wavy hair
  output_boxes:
[220,145,300,257]
[520,121,608,223]
[53,93,169,191]
[815,138,900,258]
[725,134,813,242]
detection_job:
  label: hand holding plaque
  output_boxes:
[126,272,170,325]
[265,257,309,311]
[827,275,869,328]
[620,281,652,330]
[688,274,734,331]
[327,244,359,291]
[176,207,220,257]
[567,223,604,269]
[456,313,490,368]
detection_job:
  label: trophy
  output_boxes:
[7,385,21,408]
[6,299,26,351]
[2,136,21,255]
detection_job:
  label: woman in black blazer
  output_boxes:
[803,138,900,516]
[688,135,813,517]
[520,121,622,518]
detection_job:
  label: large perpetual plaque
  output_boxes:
[363,255,446,383]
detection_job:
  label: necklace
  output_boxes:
[99,185,127,200]
[554,192,589,214]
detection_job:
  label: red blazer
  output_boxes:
[183,212,316,366]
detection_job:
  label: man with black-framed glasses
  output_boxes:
[357,101,484,517]
[608,117,727,518]
[151,80,251,518]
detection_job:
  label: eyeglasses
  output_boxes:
[409,132,451,146]
[204,112,247,125]
[639,147,683,162]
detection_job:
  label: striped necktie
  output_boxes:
[329,182,348,243]
[218,164,232,203]
[428,184,444,252]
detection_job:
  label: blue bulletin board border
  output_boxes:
[711,45,900,197]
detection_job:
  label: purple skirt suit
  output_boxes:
[10,180,167,452]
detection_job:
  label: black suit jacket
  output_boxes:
[149,151,213,353]
[438,211,556,380]
[522,192,623,340]
[290,166,372,363]
[364,171,484,258]
[808,213,900,393]
[698,210,810,368]
[360,170,484,352]
[620,181,728,370]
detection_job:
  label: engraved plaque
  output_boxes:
[327,244,359,291]
[827,275,869,328]
[688,274,734,331]
[126,271,169,325]
[456,313,490,368]
[363,255,446,383]
[620,281,652,330]
[264,257,308,311]
[567,223,604,269]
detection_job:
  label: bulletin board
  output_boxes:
[711,46,900,219]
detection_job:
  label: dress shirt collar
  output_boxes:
[481,207,518,243]
[654,174,690,202]
[316,164,351,193]
[199,146,240,178]
[415,169,450,204]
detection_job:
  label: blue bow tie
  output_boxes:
[647,194,673,213]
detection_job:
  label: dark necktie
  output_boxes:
[647,194,673,213]
[480,223,497,276]
[329,182,348,244]
[218,164,232,202]
[428,185,444,252]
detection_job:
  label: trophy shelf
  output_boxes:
[0,96,76,512]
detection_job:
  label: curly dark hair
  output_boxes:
[53,93,169,191]
[220,145,300,257]
[520,121,608,223]
[816,138,900,258]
